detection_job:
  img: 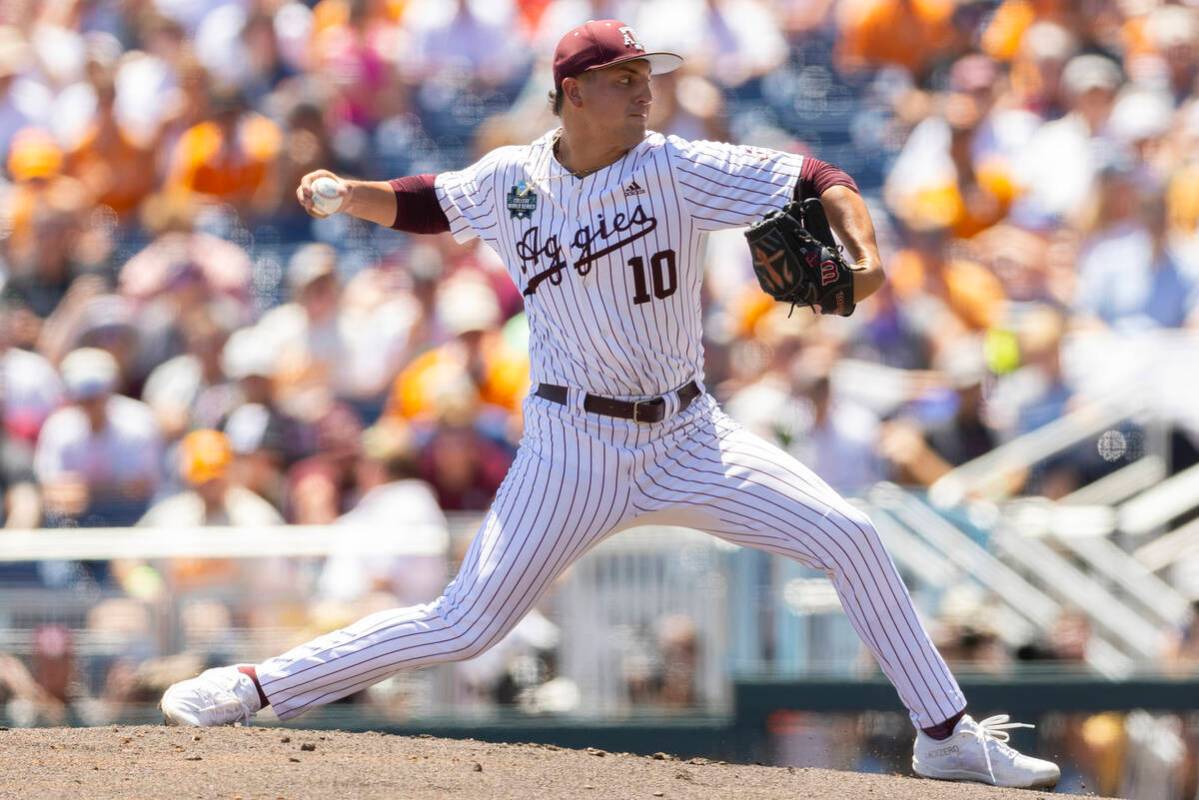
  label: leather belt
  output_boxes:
[535,380,702,423]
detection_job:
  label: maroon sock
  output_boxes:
[237,665,270,709]
[921,709,966,741]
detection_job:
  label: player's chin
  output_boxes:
[624,115,649,138]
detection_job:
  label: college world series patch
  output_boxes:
[507,181,537,219]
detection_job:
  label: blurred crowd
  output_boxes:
[1,3,1199,790]
[3,0,1199,543]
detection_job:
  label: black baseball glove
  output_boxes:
[744,198,857,317]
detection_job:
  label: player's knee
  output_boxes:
[847,505,878,534]
[816,514,887,583]
[456,636,496,661]
[455,617,512,660]
[827,505,886,554]
[432,603,512,661]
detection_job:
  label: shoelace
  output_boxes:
[970,714,1034,784]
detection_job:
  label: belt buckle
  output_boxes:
[632,397,661,424]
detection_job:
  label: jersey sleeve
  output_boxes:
[433,148,513,245]
[667,136,805,231]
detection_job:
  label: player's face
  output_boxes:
[580,60,653,143]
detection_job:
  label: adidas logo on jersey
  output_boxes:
[624,180,645,198]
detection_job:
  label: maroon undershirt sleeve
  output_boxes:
[794,157,859,202]
[388,174,450,234]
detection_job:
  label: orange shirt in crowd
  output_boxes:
[981,0,1078,62]
[837,0,957,75]
[4,129,66,261]
[904,166,1018,241]
[168,114,281,205]
[311,0,406,32]
[889,248,1007,331]
[66,122,156,216]
[386,335,530,422]
[1169,163,1199,236]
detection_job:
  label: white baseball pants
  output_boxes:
[257,393,966,727]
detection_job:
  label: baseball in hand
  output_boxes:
[311,177,345,215]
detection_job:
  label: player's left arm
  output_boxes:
[818,184,886,303]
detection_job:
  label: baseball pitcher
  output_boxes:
[161,20,1059,790]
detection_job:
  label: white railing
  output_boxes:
[0,521,738,718]
[929,398,1145,507]
[869,504,1039,648]
[928,329,1199,510]
[0,524,449,561]
[1118,462,1199,538]
[1136,517,1199,573]
[870,484,1145,676]
[1003,498,1191,627]
[1060,456,1168,506]
[869,484,1061,629]
[989,525,1167,660]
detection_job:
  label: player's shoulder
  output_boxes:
[661,133,750,166]
[442,145,523,181]
[659,132,697,156]
[663,133,796,163]
[464,131,557,174]
[660,133,735,152]
[652,132,720,167]
[439,139,548,192]
[481,143,536,167]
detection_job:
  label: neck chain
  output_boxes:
[553,133,600,179]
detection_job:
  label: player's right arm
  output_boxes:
[297,148,510,240]
[298,148,514,239]
[296,170,398,228]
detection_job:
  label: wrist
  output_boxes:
[341,180,360,217]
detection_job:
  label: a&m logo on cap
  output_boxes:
[507,180,537,220]
[619,26,644,51]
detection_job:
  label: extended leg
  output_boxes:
[633,408,1057,788]
[162,427,630,725]
[634,408,964,728]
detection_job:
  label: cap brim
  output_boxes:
[586,51,684,77]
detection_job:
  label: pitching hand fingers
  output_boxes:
[297,173,331,218]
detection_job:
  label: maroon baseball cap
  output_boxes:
[552,20,683,88]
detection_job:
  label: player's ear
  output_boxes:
[564,77,584,108]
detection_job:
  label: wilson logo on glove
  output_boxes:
[820,259,840,287]
[744,198,857,317]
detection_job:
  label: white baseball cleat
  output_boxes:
[160,666,263,727]
[912,714,1060,789]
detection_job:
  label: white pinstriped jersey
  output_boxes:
[435,129,805,398]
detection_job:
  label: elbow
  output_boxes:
[869,258,886,287]
[854,259,886,303]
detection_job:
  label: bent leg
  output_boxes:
[635,410,965,728]
[261,438,628,720]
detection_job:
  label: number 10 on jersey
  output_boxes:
[627,249,677,304]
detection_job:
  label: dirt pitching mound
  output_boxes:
[0,725,1108,799]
